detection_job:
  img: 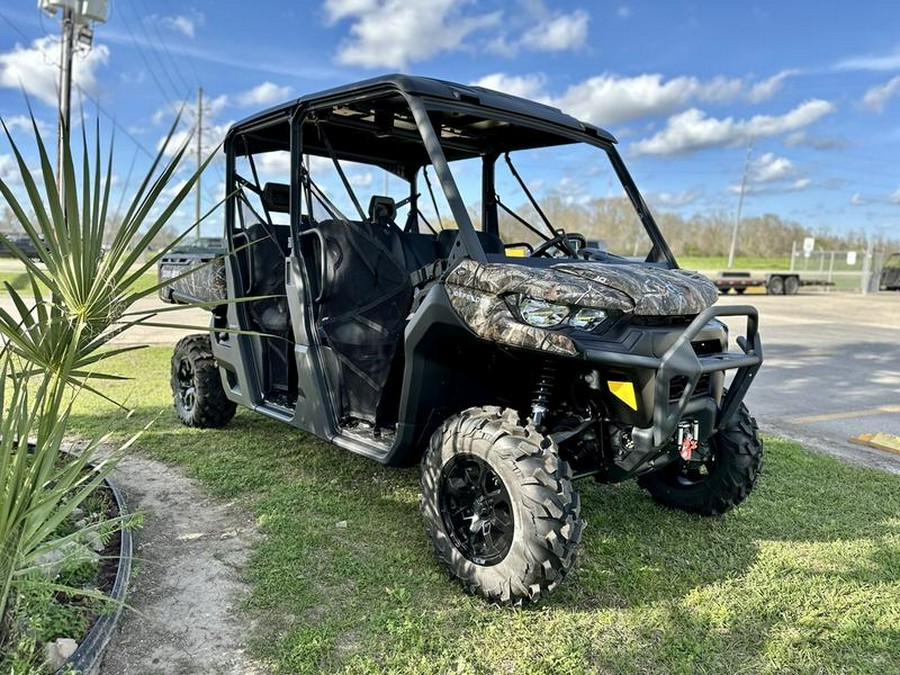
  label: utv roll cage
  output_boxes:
[223,74,676,269]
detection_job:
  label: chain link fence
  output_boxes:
[789,242,895,293]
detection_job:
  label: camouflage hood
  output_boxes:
[446,259,717,316]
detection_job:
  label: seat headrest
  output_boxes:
[368,195,396,224]
[262,183,290,213]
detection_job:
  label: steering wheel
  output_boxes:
[530,232,586,258]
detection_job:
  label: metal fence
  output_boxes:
[789,242,892,293]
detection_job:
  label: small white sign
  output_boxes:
[846,251,858,266]
[803,237,815,253]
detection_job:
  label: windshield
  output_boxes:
[434,140,658,261]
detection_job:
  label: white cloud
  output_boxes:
[0,37,108,107]
[0,115,49,135]
[157,118,232,160]
[648,188,701,208]
[157,13,204,39]
[631,100,835,156]
[520,10,589,52]
[466,70,806,126]
[0,153,20,185]
[259,151,291,175]
[553,71,799,126]
[739,178,810,195]
[617,6,632,19]
[349,171,373,188]
[746,70,798,103]
[554,73,741,126]
[235,82,293,107]
[727,153,810,194]
[325,0,378,22]
[835,48,900,72]
[325,0,501,68]
[860,76,900,112]
[849,189,900,206]
[784,130,847,150]
[470,73,549,101]
[748,153,796,183]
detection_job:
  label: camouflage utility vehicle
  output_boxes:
[162,75,764,604]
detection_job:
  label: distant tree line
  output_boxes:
[494,196,898,258]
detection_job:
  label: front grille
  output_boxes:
[668,340,720,401]
[669,374,711,401]
[630,315,695,327]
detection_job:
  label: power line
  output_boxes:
[124,0,190,99]
[0,9,32,42]
[135,0,196,92]
[116,3,181,110]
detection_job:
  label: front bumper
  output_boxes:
[583,305,762,473]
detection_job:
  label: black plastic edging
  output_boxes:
[57,474,133,675]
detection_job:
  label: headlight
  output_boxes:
[569,307,608,331]
[515,296,570,328]
[510,295,609,331]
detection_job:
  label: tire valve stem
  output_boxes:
[531,363,557,429]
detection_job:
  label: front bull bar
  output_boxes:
[583,305,762,471]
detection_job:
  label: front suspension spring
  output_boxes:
[531,363,557,428]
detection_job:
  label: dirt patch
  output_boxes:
[99,454,266,675]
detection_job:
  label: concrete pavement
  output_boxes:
[718,291,900,473]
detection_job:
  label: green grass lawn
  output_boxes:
[677,256,792,271]
[69,347,900,674]
[0,268,160,296]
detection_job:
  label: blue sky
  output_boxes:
[1,0,900,239]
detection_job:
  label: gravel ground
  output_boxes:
[99,455,266,675]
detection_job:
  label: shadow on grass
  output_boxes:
[67,406,900,673]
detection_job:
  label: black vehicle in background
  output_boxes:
[880,253,900,291]
[160,75,764,604]
[0,234,47,260]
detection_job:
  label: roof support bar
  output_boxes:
[405,95,486,263]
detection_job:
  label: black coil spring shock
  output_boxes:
[531,363,557,429]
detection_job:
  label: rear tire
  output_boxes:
[637,402,762,516]
[171,334,236,428]
[766,275,785,295]
[420,407,582,604]
[784,275,800,295]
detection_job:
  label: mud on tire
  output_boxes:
[420,406,583,605]
[637,402,762,516]
[171,334,236,428]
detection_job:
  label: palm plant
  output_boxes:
[0,114,217,657]
[0,116,216,395]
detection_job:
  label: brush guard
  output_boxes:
[583,305,762,473]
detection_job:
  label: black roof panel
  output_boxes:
[228,74,616,144]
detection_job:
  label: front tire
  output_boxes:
[420,407,582,604]
[171,334,236,428]
[637,403,762,516]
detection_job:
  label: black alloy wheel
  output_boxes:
[439,455,514,566]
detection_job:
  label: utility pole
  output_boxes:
[727,140,753,269]
[41,1,110,197]
[196,86,203,239]
[56,5,75,194]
